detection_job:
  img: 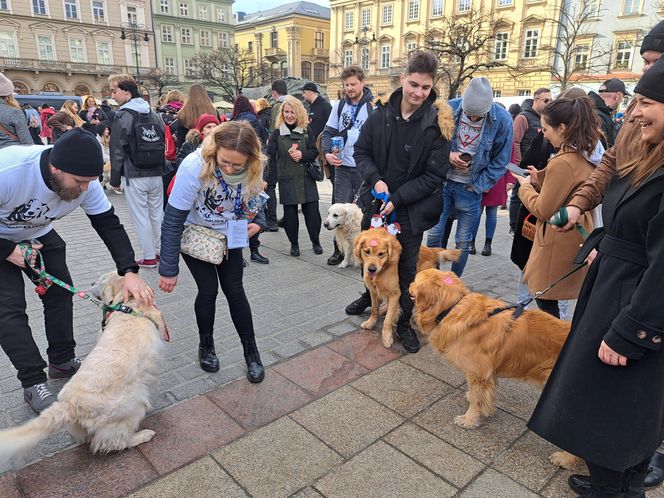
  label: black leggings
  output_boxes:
[536,298,560,319]
[182,249,256,349]
[282,201,321,245]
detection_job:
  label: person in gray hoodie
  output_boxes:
[0,73,33,149]
[109,74,166,269]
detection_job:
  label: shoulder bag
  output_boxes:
[181,224,228,265]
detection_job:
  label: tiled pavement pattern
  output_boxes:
[2,183,651,496]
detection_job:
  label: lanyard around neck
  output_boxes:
[213,168,243,218]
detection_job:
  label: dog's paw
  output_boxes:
[381,332,394,349]
[549,451,581,470]
[361,319,376,330]
[338,261,348,269]
[454,414,481,429]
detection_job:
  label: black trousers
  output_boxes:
[182,249,256,349]
[29,127,42,145]
[265,182,278,226]
[361,212,422,322]
[509,184,521,233]
[586,457,649,496]
[0,230,75,388]
[536,298,560,319]
[283,202,321,245]
[329,166,336,204]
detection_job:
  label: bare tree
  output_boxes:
[545,2,612,90]
[422,8,519,99]
[142,68,180,98]
[192,48,270,100]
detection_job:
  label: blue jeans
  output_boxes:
[474,205,498,241]
[334,165,363,203]
[427,180,482,276]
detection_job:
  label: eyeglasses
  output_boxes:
[218,158,247,172]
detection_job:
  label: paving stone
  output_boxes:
[273,346,368,397]
[459,469,539,498]
[138,396,245,475]
[0,473,21,498]
[327,329,402,370]
[540,470,578,498]
[290,486,325,497]
[352,361,453,417]
[207,370,313,431]
[213,417,343,497]
[290,385,403,458]
[494,378,543,422]
[326,321,358,337]
[128,456,248,498]
[17,446,157,498]
[384,422,484,488]
[413,390,527,464]
[315,440,457,497]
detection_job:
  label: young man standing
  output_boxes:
[344,51,452,353]
[321,66,374,265]
[109,74,166,268]
[426,77,512,277]
[301,82,332,139]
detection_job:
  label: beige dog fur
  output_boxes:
[323,203,363,268]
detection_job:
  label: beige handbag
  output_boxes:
[181,224,228,264]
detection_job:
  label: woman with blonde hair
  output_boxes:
[172,84,218,150]
[0,73,32,148]
[47,99,84,142]
[266,95,321,256]
[78,95,107,134]
[159,120,268,382]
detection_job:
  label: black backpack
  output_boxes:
[124,109,166,169]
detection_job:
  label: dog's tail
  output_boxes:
[0,401,69,466]
[435,248,461,264]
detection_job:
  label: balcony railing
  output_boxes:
[310,47,329,57]
[377,67,401,76]
[264,47,286,58]
[0,57,152,76]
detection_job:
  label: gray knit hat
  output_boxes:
[0,72,14,97]
[462,77,493,116]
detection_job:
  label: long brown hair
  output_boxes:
[541,96,599,156]
[620,95,664,185]
[199,121,265,202]
[1,95,20,109]
[178,84,217,129]
[61,100,85,127]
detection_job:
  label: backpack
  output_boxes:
[125,109,166,169]
[164,119,177,162]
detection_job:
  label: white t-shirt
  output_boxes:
[0,145,111,242]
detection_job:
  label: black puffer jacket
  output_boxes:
[588,91,617,148]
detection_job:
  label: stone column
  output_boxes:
[254,32,264,84]
[286,26,302,78]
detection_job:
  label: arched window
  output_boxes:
[313,63,325,83]
[12,81,29,95]
[42,82,60,92]
[271,62,280,81]
[74,84,91,96]
[280,61,288,78]
[101,85,111,97]
[301,61,311,80]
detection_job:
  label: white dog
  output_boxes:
[0,272,169,465]
[323,203,363,268]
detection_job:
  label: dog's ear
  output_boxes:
[100,273,125,305]
[354,231,367,262]
[143,306,171,342]
[387,235,402,264]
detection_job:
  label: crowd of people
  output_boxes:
[1,18,664,497]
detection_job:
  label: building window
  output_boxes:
[37,35,55,60]
[614,40,633,69]
[622,0,640,14]
[0,0,8,10]
[216,7,225,22]
[270,30,278,48]
[517,89,531,96]
[64,0,78,18]
[92,0,105,21]
[361,8,371,27]
[184,59,195,77]
[220,32,229,48]
[458,0,470,12]
[498,0,513,5]
[160,0,169,14]
[179,2,188,16]
[344,48,353,67]
[344,11,353,31]
[281,61,288,77]
[161,25,173,42]
[301,61,311,79]
[581,0,599,17]
[380,45,391,68]
[381,4,393,24]
[408,0,419,20]
[574,45,589,70]
[314,62,325,82]
[164,56,175,74]
[180,27,192,44]
[494,32,508,60]
[432,0,443,16]
[32,0,47,15]
[199,5,208,19]
[69,38,85,62]
[523,29,539,58]
[248,40,253,52]
[200,30,211,46]
[406,41,417,54]
[315,31,324,49]
[0,32,17,57]
[361,46,369,69]
[96,40,112,64]
[127,5,137,23]
[493,90,502,97]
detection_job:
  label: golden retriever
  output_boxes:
[0,272,169,465]
[417,246,461,272]
[409,269,579,468]
[323,203,363,268]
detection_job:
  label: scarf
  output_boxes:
[219,168,249,186]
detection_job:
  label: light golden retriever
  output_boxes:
[0,272,169,465]
[417,246,461,272]
[409,269,579,468]
[323,203,363,268]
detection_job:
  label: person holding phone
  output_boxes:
[79,95,107,135]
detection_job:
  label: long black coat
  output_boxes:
[528,169,664,471]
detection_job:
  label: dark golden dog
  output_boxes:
[417,246,461,272]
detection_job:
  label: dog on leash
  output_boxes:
[323,203,363,268]
[0,272,169,465]
[417,246,461,272]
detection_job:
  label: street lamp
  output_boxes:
[354,26,376,71]
[120,22,150,83]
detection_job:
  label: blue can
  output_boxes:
[331,136,344,155]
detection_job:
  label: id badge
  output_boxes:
[226,219,249,249]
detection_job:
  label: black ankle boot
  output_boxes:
[198,342,219,373]
[290,242,300,257]
[469,240,476,255]
[250,248,269,264]
[243,348,265,383]
[327,247,344,265]
[481,239,492,256]
[645,452,664,489]
[312,240,323,255]
[345,291,371,315]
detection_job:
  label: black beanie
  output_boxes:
[50,128,103,177]
[634,57,664,103]
[641,20,664,55]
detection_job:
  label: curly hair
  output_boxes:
[275,96,309,129]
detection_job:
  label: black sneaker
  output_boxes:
[396,323,420,353]
[345,291,371,315]
[48,357,81,379]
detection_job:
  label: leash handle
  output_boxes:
[370,188,396,225]
[550,207,589,239]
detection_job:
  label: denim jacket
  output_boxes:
[448,98,513,194]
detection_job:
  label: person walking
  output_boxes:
[266,96,322,257]
[0,73,33,148]
[159,121,267,383]
[39,103,56,144]
[47,100,84,142]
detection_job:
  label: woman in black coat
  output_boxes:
[528,60,664,497]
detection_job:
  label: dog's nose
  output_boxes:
[323,221,329,228]
[368,265,377,273]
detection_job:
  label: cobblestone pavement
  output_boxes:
[0,180,525,475]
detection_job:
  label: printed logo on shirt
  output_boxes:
[340,109,365,130]
[4,199,55,226]
[196,186,237,224]
[459,120,483,148]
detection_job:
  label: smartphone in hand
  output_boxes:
[506,163,529,176]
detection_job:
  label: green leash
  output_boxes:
[549,208,589,238]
